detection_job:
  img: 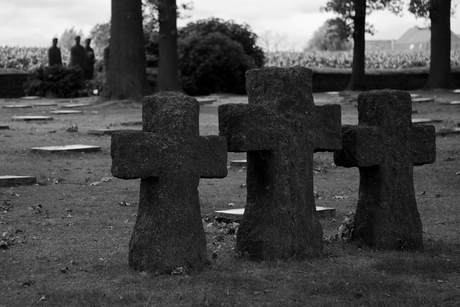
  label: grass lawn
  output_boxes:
[1,91,460,306]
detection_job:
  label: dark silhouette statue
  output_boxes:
[84,38,96,80]
[70,36,86,71]
[48,38,62,66]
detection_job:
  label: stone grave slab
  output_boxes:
[49,110,83,114]
[20,96,41,100]
[111,92,227,274]
[438,101,460,105]
[119,120,143,126]
[87,128,141,136]
[451,89,460,94]
[230,159,247,168]
[61,102,92,108]
[410,93,421,98]
[219,67,342,260]
[12,116,53,121]
[3,104,32,109]
[0,176,37,187]
[334,89,436,250]
[412,118,443,124]
[215,207,335,223]
[436,127,460,136]
[196,98,217,105]
[412,97,434,103]
[32,101,58,107]
[31,144,101,153]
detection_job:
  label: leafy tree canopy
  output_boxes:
[306,19,353,51]
[89,22,110,52]
[322,0,403,37]
[408,0,458,18]
[58,27,84,51]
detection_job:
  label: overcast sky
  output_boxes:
[2,0,460,50]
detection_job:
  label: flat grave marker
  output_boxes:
[410,93,421,98]
[31,144,101,153]
[87,128,141,136]
[215,207,336,222]
[196,98,217,105]
[438,101,460,105]
[61,102,92,108]
[334,89,436,250]
[230,159,247,168]
[436,127,460,136]
[412,118,443,124]
[119,120,143,126]
[3,104,32,109]
[12,116,53,121]
[412,97,434,103]
[32,101,58,107]
[451,89,460,94]
[20,96,41,100]
[0,125,9,130]
[49,110,83,115]
[0,176,37,187]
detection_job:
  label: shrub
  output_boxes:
[179,18,265,68]
[23,65,85,98]
[179,32,255,95]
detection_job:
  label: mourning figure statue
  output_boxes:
[70,36,86,72]
[47,38,62,66]
[84,38,96,80]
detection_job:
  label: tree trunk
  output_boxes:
[426,0,452,89]
[154,0,183,93]
[347,0,366,91]
[104,0,151,101]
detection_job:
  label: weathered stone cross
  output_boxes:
[334,89,436,250]
[111,92,227,274]
[219,67,342,260]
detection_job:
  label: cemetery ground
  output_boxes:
[1,91,460,306]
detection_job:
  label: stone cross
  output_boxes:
[111,92,227,274]
[219,67,342,260]
[334,89,436,250]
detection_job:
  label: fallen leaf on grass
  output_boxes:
[0,201,13,212]
[117,201,133,206]
[171,266,188,275]
[66,124,78,133]
[89,177,113,186]
[22,280,35,287]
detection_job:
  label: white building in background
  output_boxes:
[366,27,460,51]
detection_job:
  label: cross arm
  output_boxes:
[410,125,436,166]
[334,125,383,168]
[111,131,170,179]
[312,104,342,152]
[195,136,228,179]
[218,103,277,152]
